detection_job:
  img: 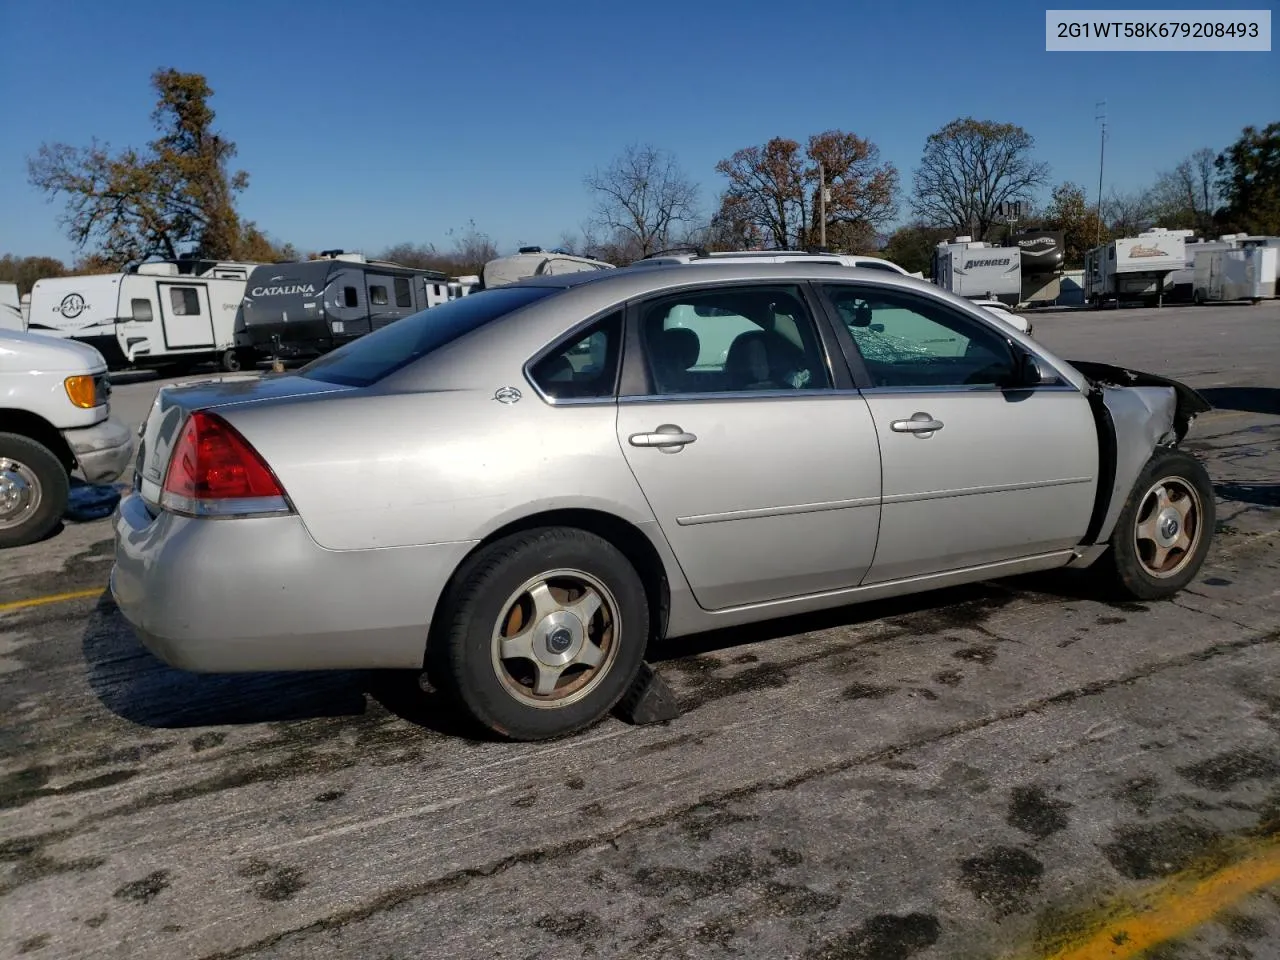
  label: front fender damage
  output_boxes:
[1069,360,1212,443]
[1070,360,1214,550]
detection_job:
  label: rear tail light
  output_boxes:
[160,411,293,518]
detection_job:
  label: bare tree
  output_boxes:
[584,144,700,258]
[1148,148,1221,234]
[555,230,579,255]
[1103,188,1155,237]
[910,118,1050,239]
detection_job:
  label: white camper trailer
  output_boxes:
[1193,246,1278,303]
[1167,234,1244,300]
[931,237,1021,306]
[0,283,21,331]
[1084,228,1187,307]
[26,257,260,371]
[481,247,615,289]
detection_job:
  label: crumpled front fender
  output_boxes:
[1069,360,1213,546]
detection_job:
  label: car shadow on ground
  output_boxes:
[646,569,1113,663]
[81,593,478,739]
[1199,386,1280,416]
[81,569,1123,742]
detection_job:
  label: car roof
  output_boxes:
[503,259,926,297]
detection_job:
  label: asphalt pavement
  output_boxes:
[2,302,1278,960]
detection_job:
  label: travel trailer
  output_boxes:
[1193,246,1278,303]
[1013,230,1065,305]
[931,237,1021,306]
[0,283,20,331]
[25,258,260,371]
[1167,236,1244,301]
[1084,228,1187,307]
[481,247,615,289]
[236,251,454,363]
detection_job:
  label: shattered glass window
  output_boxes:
[823,286,1016,389]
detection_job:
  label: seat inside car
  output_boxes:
[648,325,701,394]
[724,329,808,390]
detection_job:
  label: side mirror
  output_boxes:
[1016,350,1058,387]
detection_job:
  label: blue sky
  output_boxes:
[1,1,1275,262]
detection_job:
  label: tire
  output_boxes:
[0,433,70,549]
[220,348,242,373]
[427,527,650,741]
[1095,448,1215,601]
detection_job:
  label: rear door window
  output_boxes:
[528,312,622,401]
[300,287,558,387]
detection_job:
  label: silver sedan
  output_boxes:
[112,263,1215,740]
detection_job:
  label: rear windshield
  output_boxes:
[298,286,557,387]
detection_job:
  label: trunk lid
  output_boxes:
[133,372,352,509]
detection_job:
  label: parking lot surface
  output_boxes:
[2,303,1278,960]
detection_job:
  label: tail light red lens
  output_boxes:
[161,411,290,516]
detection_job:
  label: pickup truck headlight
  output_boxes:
[64,375,105,409]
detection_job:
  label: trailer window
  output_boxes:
[370,284,389,306]
[394,277,412,308]
[169,287,201,316]
[131,298,153,322]
[343,286,359,308]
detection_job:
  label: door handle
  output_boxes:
[890,412,944,437]
[629,424,697,451]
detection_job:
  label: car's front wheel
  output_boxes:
[1097,448,1215,600]
[428,528,649,741]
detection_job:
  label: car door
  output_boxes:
[157,282,215,349]
[817,283,1099,584]
[615,282,882,611]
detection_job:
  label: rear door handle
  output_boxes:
[629,424,697,451]
[890,412,944,436]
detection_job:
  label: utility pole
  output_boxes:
[1095,100,1107,247]
[818,161,828,249]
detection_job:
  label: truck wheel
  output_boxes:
[0,433,70,549]
[1096,449,1215,601]
[220,348,242,372]
[427,528,649,741]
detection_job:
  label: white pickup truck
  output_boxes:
[1,327,134,547]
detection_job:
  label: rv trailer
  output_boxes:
[1193,246,1278,303]
[25,257,261,371]
[931,237,1021,306]
[1084,228,1187,307]
[0,283,20,331]
[481,247,615,289]
[1166,234,1242,301]
[237,251,454,364]
[1013,230,1065,305]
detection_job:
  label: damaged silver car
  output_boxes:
[111,263,1215,741]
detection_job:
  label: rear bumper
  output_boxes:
[110,492,477,672]
[64,416,134,484]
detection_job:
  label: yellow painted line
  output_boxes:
[1033,836,1280,960]
[0,587,103,613]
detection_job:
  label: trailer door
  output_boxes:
[157,281,216,349]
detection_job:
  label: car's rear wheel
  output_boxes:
[428,528,649,741]
[0,433,69,549]
[1096,449,1215,600]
